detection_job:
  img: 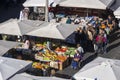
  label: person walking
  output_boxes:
[77,44,84,57]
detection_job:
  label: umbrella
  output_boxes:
[26,22,78,40]
[0,40,19,56]
[114,7,120,18]
[23,0,55,7]
[73,57,120,80]
[59,0,106,10]
[10,73,69,80]
[0,19,44,36]
[0,57,32,80]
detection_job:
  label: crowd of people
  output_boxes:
[70,15,118,69]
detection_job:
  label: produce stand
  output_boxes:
[4,40,76,73]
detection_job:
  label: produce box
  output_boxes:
[49,57,69,70]
[65,47,76,57]
[58,57,70,70]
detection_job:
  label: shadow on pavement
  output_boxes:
[55,73,72,79]
[80,53,97,68]
[109,31,120,44]
[107,41,120,52]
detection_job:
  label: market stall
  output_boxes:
[24,22,77,70]
[0,21,78,76]
[1,39,77,78]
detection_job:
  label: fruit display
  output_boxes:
[55,46,68,53]
[65,47,76,57]
[34,43,76,70]
[55,46,76,57]
[32,62,49,69]
[35,47,67,62]
[35,52,44,61]
[56,55,67,62]
[35,44,45,50]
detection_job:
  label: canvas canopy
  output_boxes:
[109,0,120,11]
[23,0,55,7]
[0,40,19,56]
[0,57,31,80]
[59,0,106,10]
[73,57,120,80]
[10,73,69,80]
[26,22,78,40]
[114,7,120,18]
[99,0,115,8]
[0,72,3,80]
[0,19,43,36]
[51,0,61,7]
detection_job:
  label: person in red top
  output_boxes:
[95,33,104,54]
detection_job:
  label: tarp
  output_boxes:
[0,19,44,36]
[23,0,55,7]
[26,22,78,40]
[0,40,19,56]
[73,57,120,80]
[10,73,69,80]
[0,57,32,80]
[59,0,106,10]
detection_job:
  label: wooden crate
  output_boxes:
[58,58,70,70]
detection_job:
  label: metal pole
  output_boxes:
[87,8,88,17]
[86,8,89,21]
[45,0,48,22]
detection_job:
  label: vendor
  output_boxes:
[71,50,82,69]
[22,38,33,55]
[46,41,52,50]
[23,39,30,49]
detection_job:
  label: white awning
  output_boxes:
[0,40,19,56]
[0,57,32,80]
[59,0,106,10]
[114,7,120,18]
[23,0,54,7]
[26,22,78,40]
[73,57,120,80]
[0,19,43,36]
